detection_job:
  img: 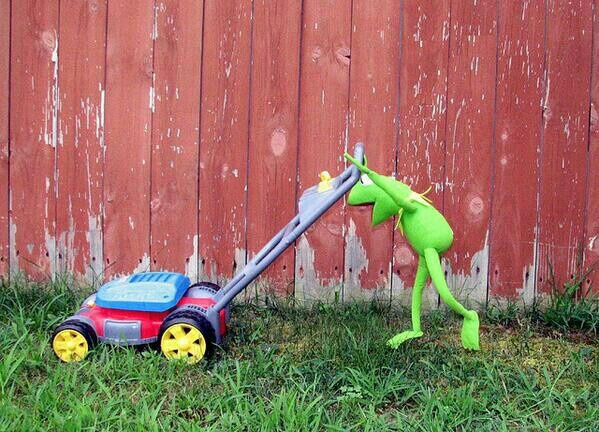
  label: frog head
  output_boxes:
[348,174,403,226]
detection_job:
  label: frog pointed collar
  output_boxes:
[394,185,434,234]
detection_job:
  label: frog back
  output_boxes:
[401,205,454,255]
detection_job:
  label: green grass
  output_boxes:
[0,277,597,431]
[537,263,599,334]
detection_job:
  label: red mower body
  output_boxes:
[64,273,228,346]
[74,295,227,344]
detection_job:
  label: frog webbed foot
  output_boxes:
[386,330,424,349]
[461,310,480,350]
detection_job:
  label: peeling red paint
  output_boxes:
[586,6,599,295]
[537,0,593,295]
[56,0,106,280]
[198,0,252,284]
[150,0,202,280]
[10,1,59,279]
[2,2,597,304]
[104,2,154,277]
[0,0,9,277]
[394,1,450,309]
[489,1,545,301]
[345,0,400,302]
[444,0,497,305]
[296,0,351,300]
[247,0,301,296]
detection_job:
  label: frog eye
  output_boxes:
[360,174,373,185]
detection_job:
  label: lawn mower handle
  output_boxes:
[207,143,365,318]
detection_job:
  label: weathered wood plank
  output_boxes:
[198,0,252,284]
[247,0,301,296]
[344,0,401,302]
[537,0,593,295]
[56,0,106,281]
[10,0,59,279]
[393,1,450,308]
[295,0,351,303]
[489,1,545,302]
[0,0,9,277]
[585,1,599,295]
[443,0,497,306]
[150,0,203,280]
[103,1,154,276]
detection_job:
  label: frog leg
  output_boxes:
[423,248,480,350]
[387,256,428,349]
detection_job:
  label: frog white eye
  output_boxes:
[360,174,373,185]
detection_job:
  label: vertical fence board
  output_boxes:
[10,1,59,279]
[586,1,599,294]
[0,0,9,277]
[56,0,106,281]
[247,0,301,296]
[295,0,351,303]
[104,1,154,276]
[344,0,401,302]
[489,1,545,301]
[198,0,252,283]
[393,1,450,308]
[537,0,593,295]
[443,0,497,306]
[150,0,203,280]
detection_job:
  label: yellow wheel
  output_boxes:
[159,310,214,364]
[52,321,95,362]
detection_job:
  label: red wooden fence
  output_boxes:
[1,0,597,305]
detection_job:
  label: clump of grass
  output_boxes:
[485,259,598,335]
[485,300,520,327]
[0,273,91,333]
[534,261,599,334]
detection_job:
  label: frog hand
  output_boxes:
[344,153,371,174]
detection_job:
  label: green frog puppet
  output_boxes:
[345,153,480,350]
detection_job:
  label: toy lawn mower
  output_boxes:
[52,143,365,364]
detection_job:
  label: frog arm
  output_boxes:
[344,153,371,174]
[344,152,417,212]
[365,171,418,213]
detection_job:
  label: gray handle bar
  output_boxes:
[209,142,365,313]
